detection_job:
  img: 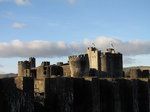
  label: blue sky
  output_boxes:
[0,0,150,73]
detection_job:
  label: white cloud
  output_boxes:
[1,37,150,66]
[0,40,71,58]
[68,0,75,5]
[85,36,150,56]
[12,23,26,28]
[14,0,31,6]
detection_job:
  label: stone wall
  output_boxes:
[44,77,150,112]
[0,77,34,112]
[61,65,71,77]
[1,77,150,112]
[125,69,149,78]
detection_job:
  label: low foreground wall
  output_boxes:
[0,77,150,112]
[44,77,150,112]
[0,77,34,112]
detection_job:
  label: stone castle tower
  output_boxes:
[36,62,51,79]
[29,57,36,68]
[69,54,89,77]
[87,47,101,77]
[101,48,123,77]
[18,57,36,77]
[18,61,30,76]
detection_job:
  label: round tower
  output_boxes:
[101,53,107,73]
[101,48,123,78]
[18,61,24,76]
[69,54,89,77]
[101,52,113,77]
[113,52,123,77]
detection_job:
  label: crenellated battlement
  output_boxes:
[41,61,50,66]
[18,60,30,68]
[87,47,97,51]
[101,52,106,57]
[69,55,78,59]
[79,54,88,60]
[105,48,121,55]
[87,47,101,54]
[114,52,122,55]
[105,48,115,53]
[69,53,89,77]
[101,49,121,56]
[18,61,24,64]
[69,54,88,61]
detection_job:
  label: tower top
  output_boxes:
[87,47,97,51]
[105,48,115,53]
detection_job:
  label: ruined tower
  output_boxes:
[69,54,89,77]
[18,61,30,76]
[87,47,101,77]
[36,62,50,79]
[18,61,24,76]
[29,57,36,68]
[18,57,36,77]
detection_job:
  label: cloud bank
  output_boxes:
[12,23,26,28]
[0,37,150,59]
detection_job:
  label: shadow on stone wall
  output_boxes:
[0,78,34,112]
[44,77,150,112]
[0,77,150,112]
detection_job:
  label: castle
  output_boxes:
[18,47,123,78]
[1,47,150,112]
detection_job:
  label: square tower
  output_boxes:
[87,47,101,77]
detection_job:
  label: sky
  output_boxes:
[0,0,150,74]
